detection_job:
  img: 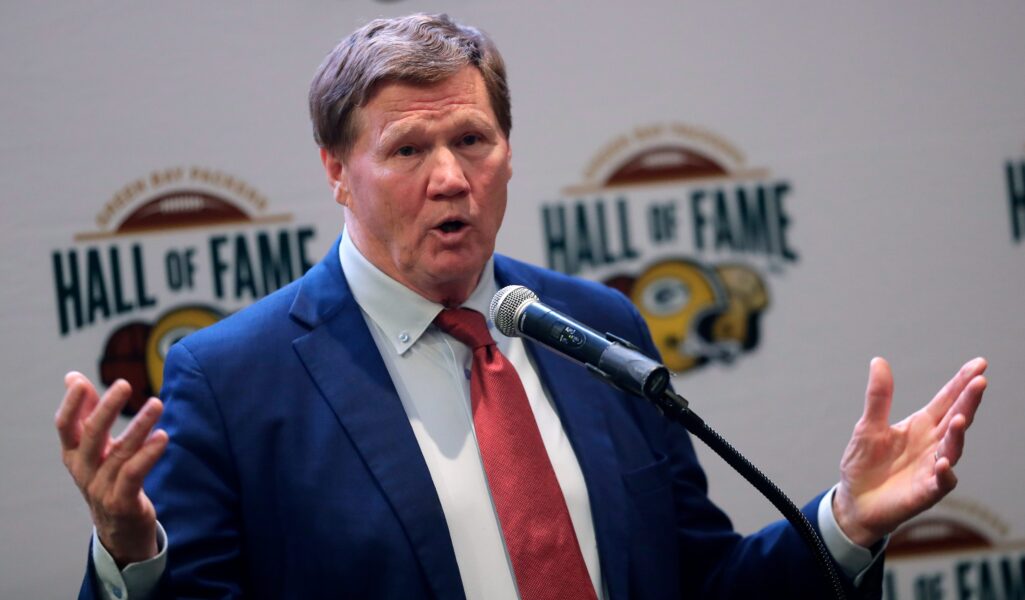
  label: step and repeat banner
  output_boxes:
[2,2,1023,597]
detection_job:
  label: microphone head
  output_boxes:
[490,285,539,337]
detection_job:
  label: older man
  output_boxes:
[57,13,987,600]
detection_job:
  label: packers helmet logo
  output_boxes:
[144,306,222,392]
[605,259,769,373]
[100,305,223,414]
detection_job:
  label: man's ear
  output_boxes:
[320,148,350,207]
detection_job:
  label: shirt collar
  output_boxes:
[339,229,498,355]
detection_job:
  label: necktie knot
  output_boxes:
[434,308,494,350]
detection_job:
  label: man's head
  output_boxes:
[310,13,511,160]
[312,14,513,306]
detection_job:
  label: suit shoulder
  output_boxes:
[495,254,632,305]
[494,254,642,331]
[175,277,305,360]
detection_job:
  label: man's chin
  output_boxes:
[417,257,489,305]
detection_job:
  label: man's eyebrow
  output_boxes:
[457,115,499,134]
[376,122,422,148]
[378,115,499,147]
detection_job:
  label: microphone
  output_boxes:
[491,285,849,599]
[490,285,671,401]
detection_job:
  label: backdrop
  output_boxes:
[2,2,1023,597]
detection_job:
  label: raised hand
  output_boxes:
[55,372,168,566]
[833,357,987,547]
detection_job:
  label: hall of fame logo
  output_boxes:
[881,497,1025,600]
[541,123,797,373]
[50,167,318,413]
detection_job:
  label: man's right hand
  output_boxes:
[56,372,168,567]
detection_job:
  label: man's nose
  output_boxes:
[427,148,470,200]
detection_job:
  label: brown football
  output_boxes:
[99,321,153,416]
[604,145,728,186]
[115,190,249,233]
[887,517,992,557]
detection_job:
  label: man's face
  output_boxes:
[325,66,512,305]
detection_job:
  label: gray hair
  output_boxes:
[309,13,511,158]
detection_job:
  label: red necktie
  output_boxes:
[434,308,598,600]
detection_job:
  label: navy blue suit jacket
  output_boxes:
[82,237,880,598]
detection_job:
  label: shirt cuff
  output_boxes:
[817,485,888,586]
[91,521,168,600]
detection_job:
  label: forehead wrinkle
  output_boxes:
[377,97,480,129]
[359,68,500,150]
[389,94,477,112]
[373,76,481,118]
[376,105,496,146]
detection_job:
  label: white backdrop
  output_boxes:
[2,2,1023,597]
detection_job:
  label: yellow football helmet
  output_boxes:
[145,306,223,393]
[630,259,727,372]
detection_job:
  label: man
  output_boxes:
[56,13,987,599]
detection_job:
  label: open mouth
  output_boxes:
[437,220,466,234]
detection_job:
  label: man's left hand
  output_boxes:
[833,357,987,547]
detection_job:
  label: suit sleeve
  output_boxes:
[76,340,243,599]
[142,341,246,598]
[613,290,884,599]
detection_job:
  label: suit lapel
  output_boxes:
[285,248,630,600]
[290,240,466,600]
[495,257,631,600]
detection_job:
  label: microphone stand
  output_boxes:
[647,386,848,600]
[491,284,848,597]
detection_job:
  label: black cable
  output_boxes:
[653,389,847,600]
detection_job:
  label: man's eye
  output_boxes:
[460,134,479,146]
[396,146,417,157]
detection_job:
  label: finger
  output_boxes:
[65,371,102,415]
[861,357,894,427]
[926,358,987,423]
[934,456,958,496]
[56,376,89,450]
[98,398,164,479]
[935,373,985,462]
[56,372,102,449]
[942,375,986,431]
[111,429,169,502]
[937,414,968,465]
[79,380,132,468]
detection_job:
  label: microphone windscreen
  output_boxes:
[490,285,538,337]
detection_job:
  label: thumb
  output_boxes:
[861,357,894,426]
